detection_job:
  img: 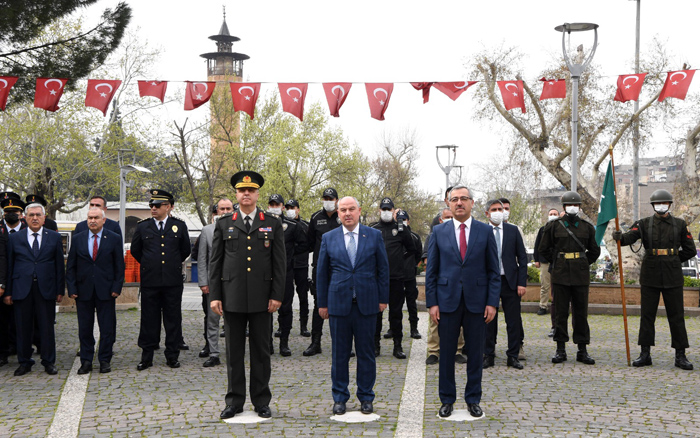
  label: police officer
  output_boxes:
[538,191,600,365]
[24,194,57,231]
[131,189,191,370]
[0,193,24,365]
[303,188,341,356]
[613,189,695,370]
[372,198,417,359]
[285,199,311,337]
[268,194,307,356]
[398,210,422,339]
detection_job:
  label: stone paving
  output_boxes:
[1,292,700,437]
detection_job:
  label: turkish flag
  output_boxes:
[0,76,19,111]
[278,83,307,121]
[434,81,477,101]
[613,74,646,102]
[322,83,352,117]
[365,83,393,121]
[184,81,216,110]
[230,82,260,120]
[34,77,69,112]
[497,81,526,113]
[138,80,168,102]
[539,78,566,100]
[410,82,434,103]
[85,79,121,116]
[658,70,695,102]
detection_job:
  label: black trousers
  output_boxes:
[375,279,406,342]
[14,281,56,367]
[552,283,590,345]
[0,300,14,358]
[310,266,325,337]
[484,277,523,359]
[639,285,689,349]
[138,285,183,362]
[76,294,117,364]
[224,310,272,408]
[277,268,295,337]
[293,267,309,323]
[403,278,419,325]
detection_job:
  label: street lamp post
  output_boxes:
[555,22,599,192]
[435,145,459,195]
[118,149,151,240]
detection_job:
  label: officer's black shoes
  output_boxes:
[576,346,595,365]
[303,335,322,356]
[552,349,567,363]
[136,361,152,371]
[507,356,524,370]
[675,349,694,370]
[279,338,291,357]
[99,361,111,373]
[633,346,652,367]
[537,307,548,315]
[438,403,453,418]
[392,345,407,359]
[425,354,439,365]
[332,401,346,415]
[178,342,189,351]
[254,405,272,418]
[467,403,483,418]
[203,357,221,367]
[410,327,422,339]
[14,364,32,376]
[44,364,58,375]
[360,401,373,414]
[454,354,467,364]
[383,329,393,339]
[199,346,210,358]
[166,359,181,368]
[274,328,282,338]
[77,361,92,375]
[482,355,495,369]
[220,405,243,419]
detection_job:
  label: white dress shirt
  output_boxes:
[27,227,43,249]
[153,216,168,230]
[492,223,505,275]
[452,216,472,252]
[342,224,360,250]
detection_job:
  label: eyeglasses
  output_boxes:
[449,196,472,203]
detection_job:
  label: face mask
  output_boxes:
[548,215,559,222]
[653,204,670,214]
[268,207,282,216]
[380,211,393,222]
[323,201,336,212]
[3,212,19,224]
[565,206,579,215]
[502,210,510,221]
[285,209,297,220]
[489,211,504,225]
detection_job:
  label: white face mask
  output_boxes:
[285,209,297,220]
[268,207,282,216]
[565,206,579,215]
[323,201,336,212]
[653,204,670,214]
[380,211,394,222]
[502,210,510,221]
[489,211,504,225]
[548,214,559,222]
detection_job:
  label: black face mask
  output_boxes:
[4,212,19,224]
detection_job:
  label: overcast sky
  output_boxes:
[86,0,700,196]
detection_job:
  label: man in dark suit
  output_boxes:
[317,196,389,416]
[4,202,65,376]
[0,194,25,366]
[131,189,191,371]
[66,207,125,374]
[210,171,286,420]
[24,194,57,231]
[425,185,500,418]
[73,195,123,241]
[482,200,528,370]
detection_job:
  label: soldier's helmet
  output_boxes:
[561,191,582,205]
[649,189,673,204]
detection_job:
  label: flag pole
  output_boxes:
[608,145,631,366]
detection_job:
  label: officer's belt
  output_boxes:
[558,252,583,259]
[650,248,678,256]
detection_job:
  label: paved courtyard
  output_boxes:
[1,286,700,437]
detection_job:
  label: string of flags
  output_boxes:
[0,70,695,121]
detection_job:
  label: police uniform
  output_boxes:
[0,194,23,364]
[209,171,285,418]
[25,194,57,232]
[614,189,695,369]
[131,190,191,369]
[288,199,311,336]
[538,191,600,364]
[400,211,423,339]
[303,188,341,356]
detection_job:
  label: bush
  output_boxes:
[527,265,540,283]
[683,276,700,288]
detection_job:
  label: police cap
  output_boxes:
[268,194,284,205]
[380,197,394,210]
[25,194,47,206]
[396,210,409,221]
[149,189,174,206]
[285,199,299,208]
[1,197,25,211]
[231,171,264,190]
[322,188,338,200]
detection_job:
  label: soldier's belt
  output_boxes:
[650,248,678,256]
[558,252,583,259]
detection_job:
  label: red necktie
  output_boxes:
[459,223,467,260]
[92,234,99,261]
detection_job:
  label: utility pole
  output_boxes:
[632,0,641,221]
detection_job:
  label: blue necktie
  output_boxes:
[32,232,40,257]
[347,232,356,267]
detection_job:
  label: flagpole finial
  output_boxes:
[223,5,226,20]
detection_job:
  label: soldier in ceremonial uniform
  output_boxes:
[303,187,341,356]
[538,191,600,365]
[613,189,695,369]
[25,194,57,231]
[210,171,285,420]
[131,189,191,370]
[0,193,23,365]
[285,199,311,337]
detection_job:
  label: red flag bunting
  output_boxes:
[0,76,19,111]
[85,79,121,116]
[184,81,216,110]
[365,83,393,121]
[496,80,526,113]
[658,70,695,102]
[322,83,352,117]
[138,80,167,102]
[410,82,434,103]
[539,78,566,100]
[230,82,260,120]
[613,74,646,103]
[278,83,307,121]
[34,77,69,112]
[433,81,477,101]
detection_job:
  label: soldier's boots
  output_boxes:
[410,322,422,339]
[576,344,595,365]
[279,337,291,357]
[393,339,406,359]
[632,345,652,367]
[675,348,694,370]
[302,333,322,356]
[552,342,567,363]
[300,318,311,337]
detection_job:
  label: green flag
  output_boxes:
[595,160,617,245]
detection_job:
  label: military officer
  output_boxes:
[0,194,23,365]
[24,194,57,231]
[538,191,600,365]
[613,189,695,370]
[131,189,191,370]
[210,171,286,420]
[285,199,311,337]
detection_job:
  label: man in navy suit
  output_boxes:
[317,196,389,416]
[482,199,528,370]
[4,203,65,376]
[425,185,500,418]
[66,208,125,374]
[73,195,123,241]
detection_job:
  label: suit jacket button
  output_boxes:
[247,268,251,272]
[248,246,251,250]
[162,252,165,255]
[247,236,251,240]
[247,257,251,261]
[161,244,164,247]
[162,261,165,264]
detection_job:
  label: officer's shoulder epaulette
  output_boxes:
[220,212,233,219]
[170,216,185,222]
[282,217,295,225]
[369,222,380,228]
[137,217,150,224]
[579,218,595,228]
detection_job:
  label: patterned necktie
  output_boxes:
[32,232,40,257]
[10,229,16,234]
[92,234,99,261]
[494,226,502,271]
[347,232,357,267]
[158,221,164,233]
[459,223,467,261]
[245,216,251,232]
